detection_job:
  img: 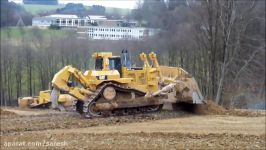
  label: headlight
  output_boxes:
[97,75,107,80]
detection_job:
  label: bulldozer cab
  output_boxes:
[93,51,133,75]
[93,52,122,74]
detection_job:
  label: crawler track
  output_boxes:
[78,83,163,118]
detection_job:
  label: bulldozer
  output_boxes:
[48,50,205,117]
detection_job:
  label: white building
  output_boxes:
[32,14,159,40]
[83,26,159,40]
[32,14,89,28]
[32,17,53,27]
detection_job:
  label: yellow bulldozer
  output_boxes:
[19,51,205,117]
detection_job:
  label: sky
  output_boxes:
[10,0,139,9]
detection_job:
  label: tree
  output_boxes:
[1,0,32,27]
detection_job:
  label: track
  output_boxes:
[81,83,163,118]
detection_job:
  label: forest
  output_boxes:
[0,0,265,109]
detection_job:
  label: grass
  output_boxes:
[85,6,131,16]
[105,7,131,16]
[21,4,131,16]
[21,4,65,15]
[1,27,71,40]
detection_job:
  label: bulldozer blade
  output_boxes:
[192,91,204,104]
[30,102,51,108]
[51,87,60,109]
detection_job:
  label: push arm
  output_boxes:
[51,65,92,101]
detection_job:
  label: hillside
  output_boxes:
[21,4,131,16]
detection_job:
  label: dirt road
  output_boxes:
[1,107,265,149]
[48,115,265,135]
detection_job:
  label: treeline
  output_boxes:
[1,0,33,27]
[1,28,91,105]
[54,4,106,17]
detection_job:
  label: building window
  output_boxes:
[81,20,85,26]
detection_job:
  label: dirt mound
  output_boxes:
[194,101,265,116]
[195,100,226,115]
[0,108,17,116]
[172,101,226,115]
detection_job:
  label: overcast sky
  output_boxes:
[10,0,139,9]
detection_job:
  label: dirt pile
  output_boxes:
[194,101,265,117]
[0,108,17,116]
[195,100,226,115]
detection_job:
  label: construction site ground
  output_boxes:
[0,102,265,150]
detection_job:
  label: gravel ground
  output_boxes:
[0,106,265,150]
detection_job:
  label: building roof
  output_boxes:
[88,15,107,20]
[33,17,54,21]
[46,14,79,19]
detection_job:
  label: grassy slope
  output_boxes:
[0,27,69,40]
[21,4,65,15]
[106,7,131,16]
[21,4,131,16]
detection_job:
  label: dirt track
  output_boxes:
[1,107,265,149]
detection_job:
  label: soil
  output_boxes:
[0,103,265,150]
